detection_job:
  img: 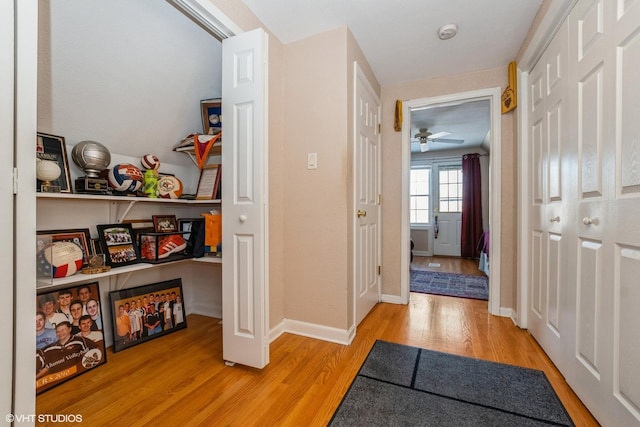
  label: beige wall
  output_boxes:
[381,67,518,309]
[281,27,378,330]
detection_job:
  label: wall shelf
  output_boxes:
[37,256,222,291]
[37,192,221,204]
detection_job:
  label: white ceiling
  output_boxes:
[240,0,542,154]
[240,0,543,86]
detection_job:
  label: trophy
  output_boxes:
[72,140,111,194]
[36,158,62,193]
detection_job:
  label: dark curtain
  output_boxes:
[461,153,483,258]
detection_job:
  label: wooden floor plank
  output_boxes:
[36,257,598,426]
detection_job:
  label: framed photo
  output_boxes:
[36,282,107,394]
[96,223,141,267]
[200,98,222,135]
[37,228,92,267]
[36,132,72,193]
[196,164,221,200]
[122,219,155,240]
[108,278,187,352]
[152,215,178,232]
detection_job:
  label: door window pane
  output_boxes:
[438,166,462,213]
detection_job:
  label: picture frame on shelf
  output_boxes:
[36,282,107,394]
[196,164,220,200]
[152,215,178,233]
[36,132,72,193]
[122,219,155,240]
[200,98,222,135]
[36,228,92,267]
[108,278,187,352]
[96,223,141,268]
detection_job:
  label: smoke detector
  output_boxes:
[438,23,458,40]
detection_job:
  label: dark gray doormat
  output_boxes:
[329,340,574,426]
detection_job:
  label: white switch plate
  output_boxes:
[307,152,317,169]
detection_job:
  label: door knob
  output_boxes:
[357,210,367,218]
[582,217,596,225]
[549,216,560,223]
[239,215,247,223]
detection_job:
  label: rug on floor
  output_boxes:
[410,269,488,300]
[329,340,574,427]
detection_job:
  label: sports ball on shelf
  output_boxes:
[141,154,160,171]
[157,175,183,199]
[108,163,144,193]
[37,241,84,278]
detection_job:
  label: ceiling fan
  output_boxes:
[413,128,464,152]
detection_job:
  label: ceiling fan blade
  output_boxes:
[428,131,451,140]
[432,138,464,144]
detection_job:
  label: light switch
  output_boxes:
[307,152,317,169]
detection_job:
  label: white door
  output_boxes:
[354,62,380,326]
[569,0,640,424]
[1,0,16,420]
[221,28,269,369]
[526,19,573,376]
[433,164,462,257]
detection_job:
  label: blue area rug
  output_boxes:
[410,270,488,300]
[329,340,574,426]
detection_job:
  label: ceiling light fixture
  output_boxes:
[438,23,458,40]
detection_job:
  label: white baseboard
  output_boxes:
[413,250,431,257]
[189,302,222,319]
[499,306,513,319]
[381,294,405,304]
[269,319,353,345]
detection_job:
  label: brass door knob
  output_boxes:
[357,210,367,218]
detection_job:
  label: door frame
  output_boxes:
[401,88,502,316]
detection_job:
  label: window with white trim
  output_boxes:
[410,167,431,224]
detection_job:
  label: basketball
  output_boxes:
[37,241,84,278]
[108,163,144,193]
[157,175,183,199]
[141,154,160,171]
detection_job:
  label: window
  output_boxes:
[438,166,462,212]
[410,167,430,224]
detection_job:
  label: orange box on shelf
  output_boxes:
[202,212,222,254]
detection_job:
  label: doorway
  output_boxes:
[402,88,502,314]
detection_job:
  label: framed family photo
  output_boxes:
[36,132,72,193]
[36,282,107,394]
[152,215,178,232]
[108,278,187,352]
[96,223,141,267]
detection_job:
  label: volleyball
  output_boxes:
[108,163,144,193]
[157,175,183,199]
[37,241,84,278]
[141,154,160,171]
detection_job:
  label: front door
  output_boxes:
[354,62,380,326]
[433,164,462,257]
[222,28,269,369]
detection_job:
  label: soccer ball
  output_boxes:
[157,176,183,199]
[141,154,160,171]
[38,241,84,278]
[108,163,144,193]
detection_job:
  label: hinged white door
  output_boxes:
[354,62,380,326]
[222,27,269,369]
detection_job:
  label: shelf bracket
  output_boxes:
[115,200,138,224]
[115,271,135,290]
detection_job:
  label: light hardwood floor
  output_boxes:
[37,265,598,426]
